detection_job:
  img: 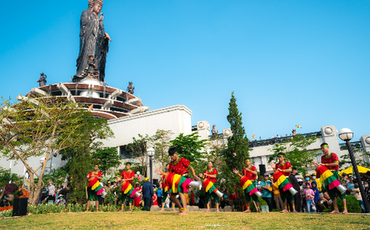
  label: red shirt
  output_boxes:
[169,158,190,175]
[242,166,257,180]
[88,171,102,180]
[321,153,339,171]
[121,170,135,185]
[276,161,292,177]
[203,169,217,183]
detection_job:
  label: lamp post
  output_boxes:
[338,128,370,213]
[147,148,155,183]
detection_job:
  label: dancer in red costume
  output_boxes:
[312,143,348,214]
[233,158,261,213]
[202,162,220,212]
[191,163,223,212]
[270,153,296,213]
[86,165,103,212]
[117,162,135,212]
[156,147,199,215]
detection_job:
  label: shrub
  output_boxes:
[330,195,361,213]
[250,197,267,212]
[26,203,126,214]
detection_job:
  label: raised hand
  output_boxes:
[233,169,239,174]
[311,161,320,167]
[104,33,112,42]
[155,168,163,175]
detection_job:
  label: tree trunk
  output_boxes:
[27,170,44,206]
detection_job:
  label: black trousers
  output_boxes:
[294,193,301,212]
[157,196,163,207]
[262,197,273,211]
[144,198,152,211]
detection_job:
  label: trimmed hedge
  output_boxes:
[330,195,361,213]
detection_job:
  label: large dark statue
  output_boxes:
[73,0,111,83]
[127,82,135,95]
[37,72,47,87]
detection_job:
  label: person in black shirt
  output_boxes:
[288,167,301,212]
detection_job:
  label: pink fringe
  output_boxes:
[182,179,193,193]
[249,188,258,196]
[328,180,341,190]
[282,183,293,192]
[129,189,137,198]
[97,188,104,195]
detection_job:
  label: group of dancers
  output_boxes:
[85,143,348,215]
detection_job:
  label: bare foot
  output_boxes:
[205,209,210,212]
[129,209,133,212]
[178,211,188,215]
[280,209,288,213]
[330,210,340,214]
[342,210,348,214]
[216,209,220,213]
[172,209,176,212]
[96,210,100,212]
[84,210,89,213]
[293,210,297,213]
[160,209,164,212]
[118,209,124,212]
[243,209,251,213]
[257,209,262,213]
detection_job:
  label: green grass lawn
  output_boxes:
[1,212,370,230]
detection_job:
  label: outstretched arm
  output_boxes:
[233,169,243,178]
[189,166,201,181]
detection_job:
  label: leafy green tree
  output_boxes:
[127,134,153,176]
[190,135,227,178]
[35,168,68,186]
[170,132,206,163]
[59,115,113,203]
[0,96,113,205]
[269,135,319,175]
[68,152,93,204]
[339,147,370,170]
[0,97,93,205]
[152,129,174,170]
[220,92,250,194]
[91,147,121,175]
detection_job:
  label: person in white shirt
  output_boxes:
[47,182,55,202]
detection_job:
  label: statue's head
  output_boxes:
[91,2,102,14]
[88,0,103,9]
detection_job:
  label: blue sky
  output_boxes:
[1,0,369,142]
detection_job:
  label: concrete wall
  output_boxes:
[0,154,66,179]
[102,105,192,149]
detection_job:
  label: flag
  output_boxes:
[296,125,302,129]
[252,133,255,139]
[88,104,93,111]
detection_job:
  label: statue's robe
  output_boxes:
[74,10,109,82]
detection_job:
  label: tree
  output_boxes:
[220,92,250,194]
[91,147,121,175]
[127,134,153,176]
[269,135,319,175]
[339,147,370,170]
[59,115,113,203]
[34,168,68,186]
[0,96,112,205]
[170,132,207,163]
[152,129,174,170]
